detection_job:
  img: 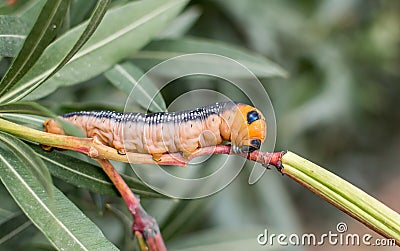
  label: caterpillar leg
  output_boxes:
[181,152,192,159]
[117,149,126,155]
[151,153,163,162]
[40,144,54,152]
[93,136,124,156]
[112,140,126,155]
[41,119,66,151]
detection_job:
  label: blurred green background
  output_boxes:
[0,0,399,250]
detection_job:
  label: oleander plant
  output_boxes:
[0,0,399,250]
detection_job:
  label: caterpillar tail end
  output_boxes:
[41,118,63,152]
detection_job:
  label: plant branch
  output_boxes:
[96,159,166,251]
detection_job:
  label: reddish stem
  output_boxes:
[161,145,286,171]
[96,159,166,251]
[247,149,286,172]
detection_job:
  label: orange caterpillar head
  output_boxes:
[220,103,267,153]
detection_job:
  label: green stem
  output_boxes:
[0,118,88,149]
[281,151,400,245]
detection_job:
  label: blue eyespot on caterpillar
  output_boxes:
[247,110,261,124]
[43,102,267,160]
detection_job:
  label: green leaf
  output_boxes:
[157,5,202,38]
[1,0,189,103]
[0,15,29,57]
[0,132,53,197]
[29,143,166,198]
[0,101,55,117]
[104,62,167,112]
[131,37,288,78]
[0,149,119,250]
[0,101,86,138]
[0,113,44,130]
[0,0,71,98]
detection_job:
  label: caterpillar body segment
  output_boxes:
[43,102,267,160]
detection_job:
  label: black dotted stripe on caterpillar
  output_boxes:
[62,102,228,125]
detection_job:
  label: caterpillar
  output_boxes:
[43,102,267,161]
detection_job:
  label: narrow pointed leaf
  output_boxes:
[0,101,55,117]
[157,5,202,38]
[0,0,189,103]
[0,102,86,137]
[0,149,119,250]
[0,113,44,130]
[104,62,167,112]
[132,37,288,78]
[0,0,70,98]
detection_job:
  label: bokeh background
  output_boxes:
[1,0,399,250]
